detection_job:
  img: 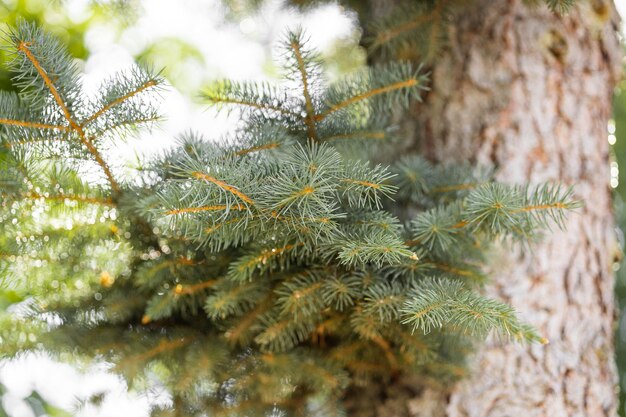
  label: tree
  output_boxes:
[347,0,622,415]
[0,1,621,417]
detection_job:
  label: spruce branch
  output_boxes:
[203,80,297,118]
[3,22,162,194]
[317,62,427,121]
[275,271,324,320]
[285,30,319,140]
[320,129,387,143]
[82,71,161,127]
[0,24,578,416]
[192,171,255,205]
[401,278,542,342]
[0,118,70,131]
[368,0,451,62]
[228,241,307,282]
[11,40,124,191]
[334,230,417,268]
[223,292,275,343]
[368,0,577,62]
[463,183,580,235]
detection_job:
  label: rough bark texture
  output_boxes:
[367,0,623,416]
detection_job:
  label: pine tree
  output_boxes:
[346,0,622,415]
[0,9,590,417]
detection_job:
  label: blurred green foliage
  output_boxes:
[136,37,205,93]
[0,1,106,415]
[613,70,626,416]
[0,0,91,91]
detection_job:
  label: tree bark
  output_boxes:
[363,0,623,416]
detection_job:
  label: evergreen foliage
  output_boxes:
[0,21,578,416]
[365,0,580,62]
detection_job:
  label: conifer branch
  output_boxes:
[118,337,192,365]
[205,216,243,234]
[204,95,295,116]
[299,361,344,390]
[429,262,481,279]
[4,137,65,148]
[289,39,318,140]
[165,204,244,215]
[513,202,568,213]
[98,116,161,135]
[191,171,255,205]
[341,179,381,190]
[174,279,218,296]
[0,25,576,414]
[430,183,481,193]
[82,79,159,126]
[82,137,119,192]
[320,130,386,142]
[316,78,419,121]
[401,278,541,342]
[234,142,281,156]
[371,14,433,51]
[16,41,120,192]
[16,42,73,123]
[370,335,399,373]
[202,80,298,117]
[0,118,69,131]
[143,256,197,278]
[232,242,305,280]
[368,0,450,61]
[225,293,274,344]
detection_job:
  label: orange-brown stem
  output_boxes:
[315,78,419,121]
[82,80,158,126]
[192,171,254,205]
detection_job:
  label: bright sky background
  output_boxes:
[1,1,625,416]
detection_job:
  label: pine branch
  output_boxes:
[321,274,361,311]
[16,41,74,123]
[401,278,542,342]
[464,183,579,234]
[165,204,245,215]
[287,32,319,140]
[339,161,397,209]
[82,78,159,126]
[234,142,281,156]
[0,118,69,131]
[317,77,420,121]
[0,23,577,416]
[174,278,219,296]
[95,115,161,137]
[117,337,193,369]
[192,171,255,205]
[275,271,324,320]
[14,37,120,192]
[202,80,298,118]
[228,242,306,281]
[334,231,417,268]
[319,62,428,122]
[320,129,387,143]
[367,1,451,62]
[224,292,275,344]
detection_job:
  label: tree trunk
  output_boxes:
[363,0,623,416]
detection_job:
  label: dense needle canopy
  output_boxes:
[0,17,578,417]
